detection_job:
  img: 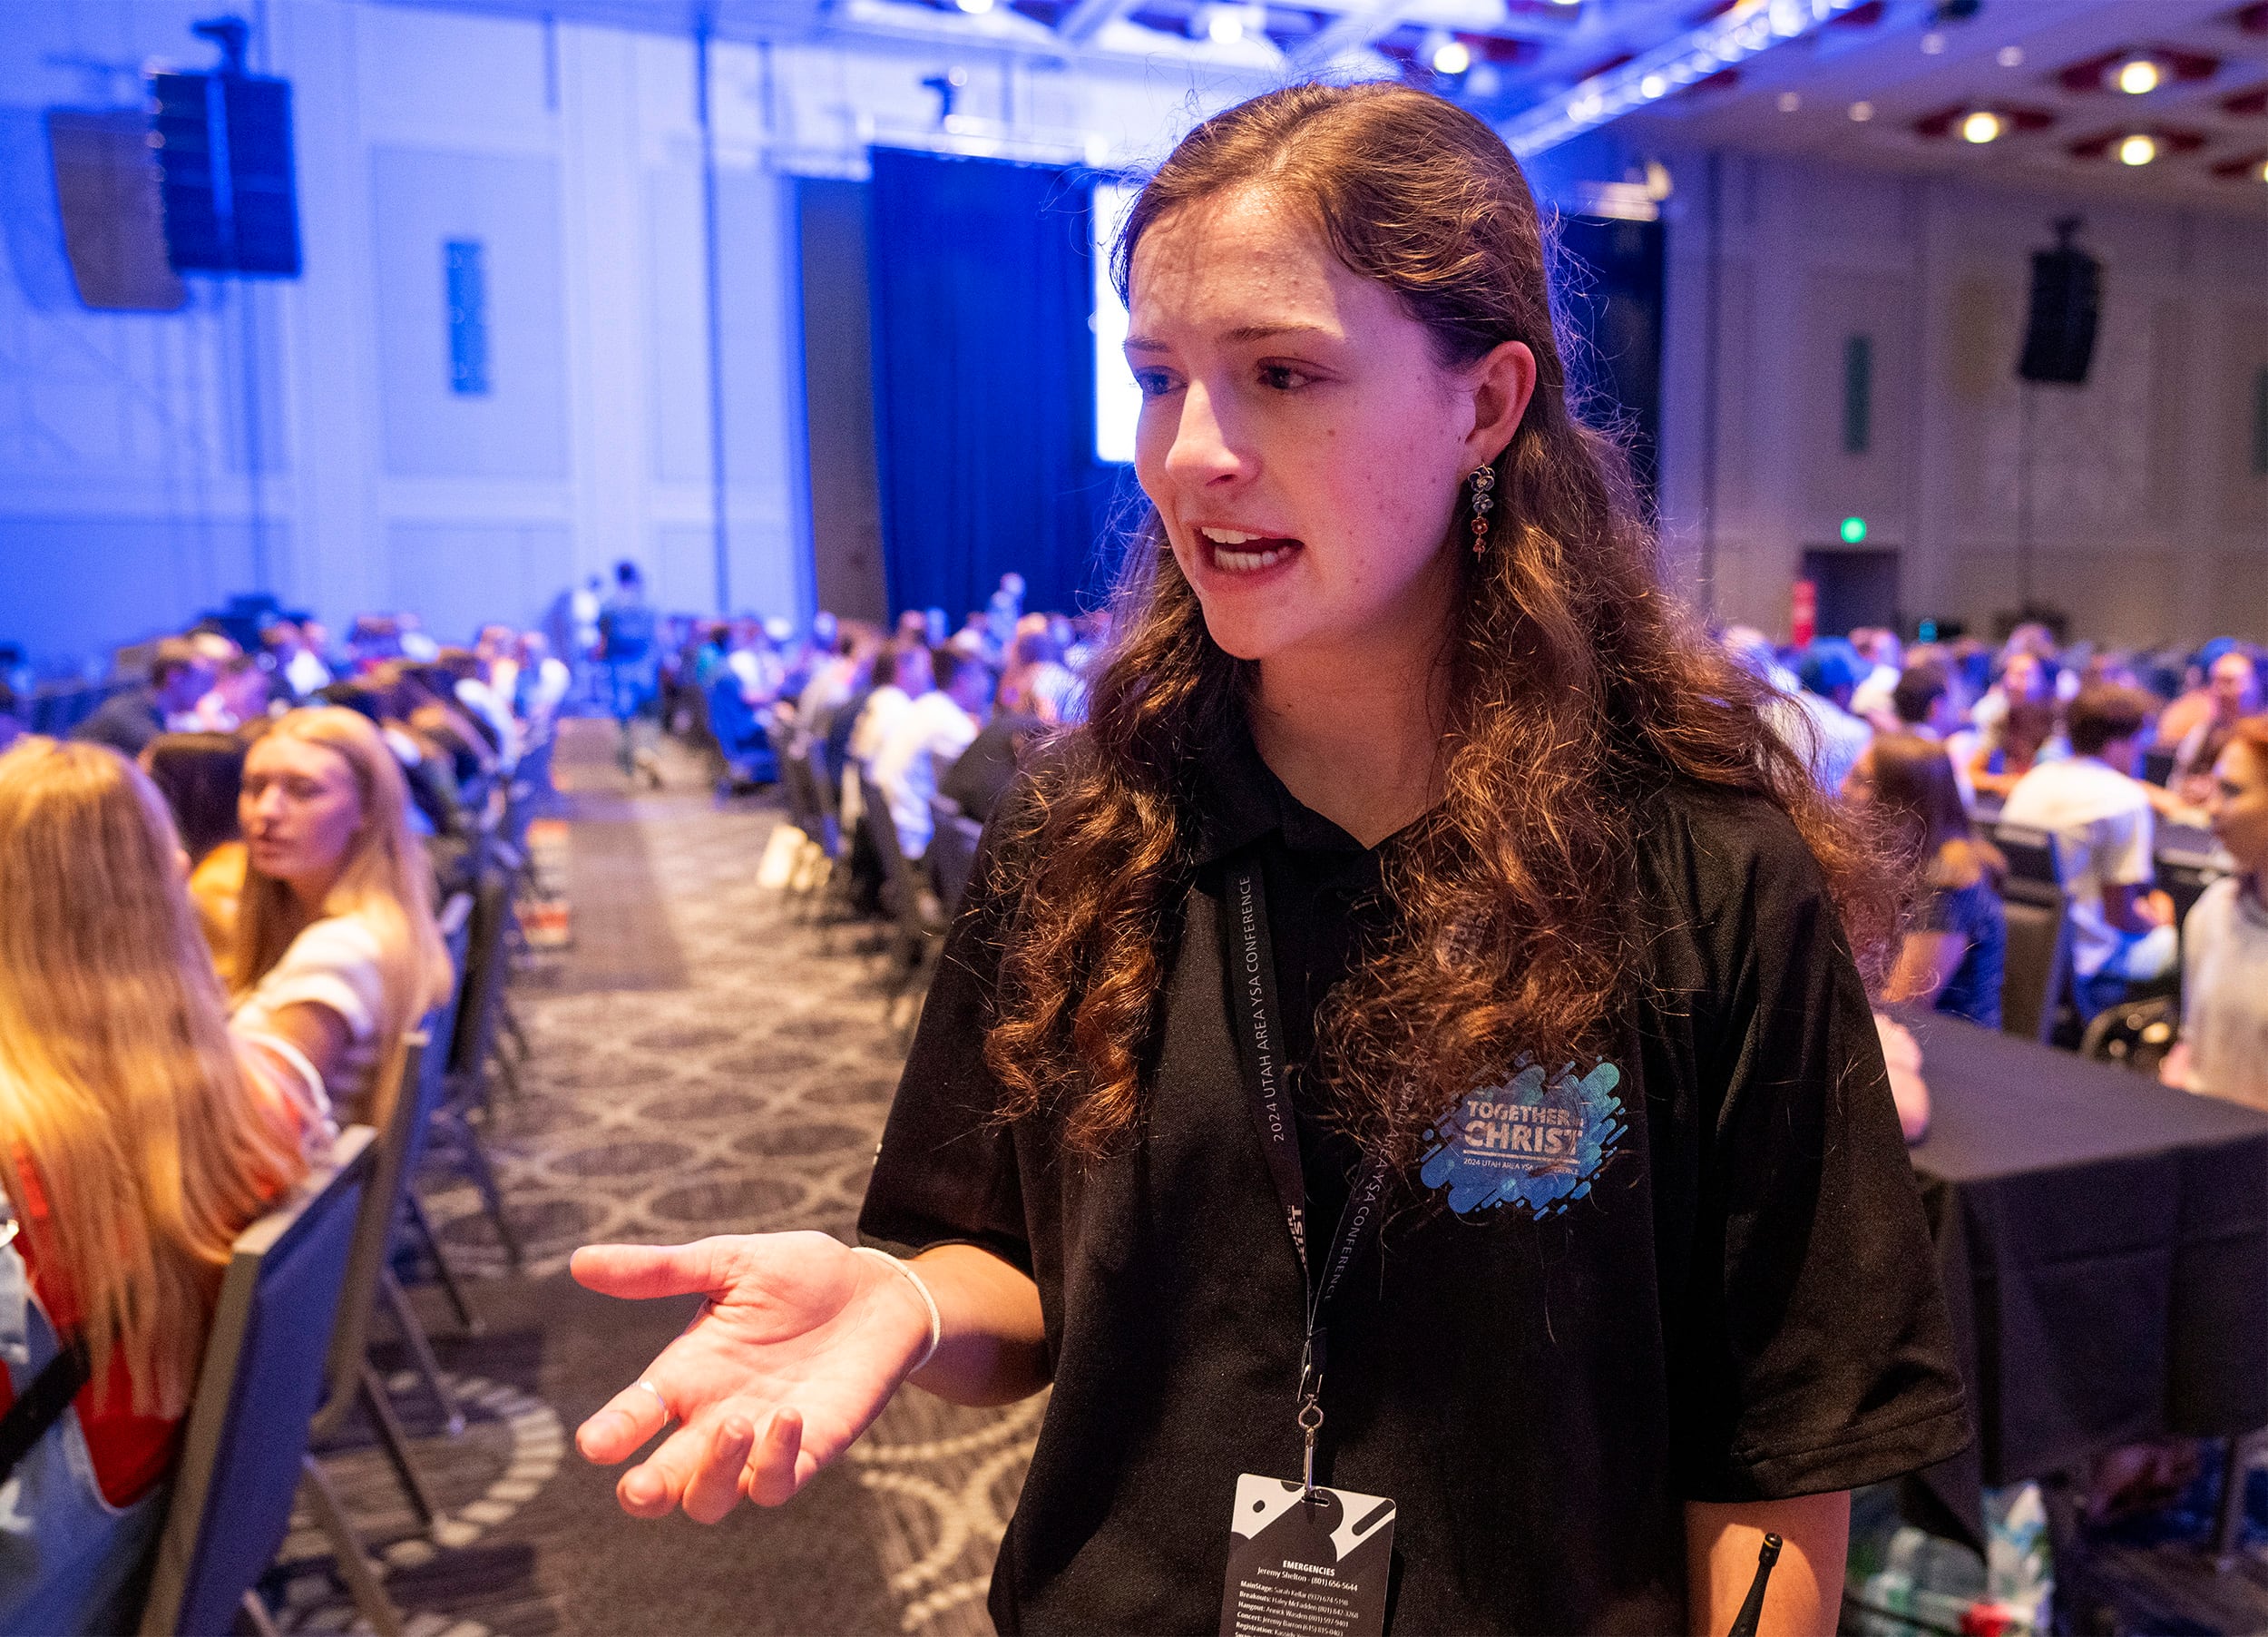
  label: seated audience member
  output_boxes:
[1970,646,2056,753]
[848,640,932,769]
[436,648,518,767]
[2170,649,2261,807]
[71,639,214,759]
[0,739,327,1636]
[869,649,991,860]
[1791,637,1873,794]
[1844,734,2007,1029]
[1967,697,2061,802]
[2002,683,2177,1019]
[140,732,252,971]
[2155,638,2240,750]
[1847,629,1903,730]
[997,629,1080,724]
[941,710,1046,828]
[514,632,572,739]
[347,615,406,670]
[193,652,275,732]
[318,679,466,843]
[229,708,454,1127]
[1892,663,1960,740]
[264,621,334,701]
[2164,715,2268,1111]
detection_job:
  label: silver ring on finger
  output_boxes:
[636,1378,672,1426]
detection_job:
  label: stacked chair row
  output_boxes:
[130,770,543,1635]
[761,720,985,1041]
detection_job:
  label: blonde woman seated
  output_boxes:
[0,740,329,1635]
[229,708,454,1128]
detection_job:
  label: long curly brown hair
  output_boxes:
[982,82,1898,1169]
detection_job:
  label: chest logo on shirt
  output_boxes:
[1418,1060,1626,1218]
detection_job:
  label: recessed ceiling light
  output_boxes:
[2259,158,2268,182]
[2116,55,2161,95]
[1921,31,1946,54]
[1432,36,1471,74]
[1997,45,2024,67]
[1207,5,1244,43]
[954,0,993,15]
[1778,91,1802,113]
[1850,101,1876,123]
[1960,110,2002,143]
[2117,132,2156,165]
[1639,73,1667,98]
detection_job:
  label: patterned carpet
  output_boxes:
[269,724,1035,1637]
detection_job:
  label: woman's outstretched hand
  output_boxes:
[571,1231,933,1523]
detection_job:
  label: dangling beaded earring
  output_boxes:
[1467,464,1496,558]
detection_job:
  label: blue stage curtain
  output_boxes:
[866,148,1113,624]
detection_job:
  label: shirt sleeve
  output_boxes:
[1669,805,1970,1501]
[246,917,386,1044]
[2097,800,2156,888]
[857,790,1033,1275]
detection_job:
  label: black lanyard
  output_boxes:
[1222,859,1390,1495]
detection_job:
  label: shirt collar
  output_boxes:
[1189,705,1369,866]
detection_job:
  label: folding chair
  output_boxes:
[926,796,985,922]
[860,781,946,1029]
[427,865,524,1269]
[1992,825,2073,1045]
[136,1128,381,1637]
[397,893,481,1335]
[308,1035,453,1549]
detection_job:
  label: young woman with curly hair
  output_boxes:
[573,83,1966,1632]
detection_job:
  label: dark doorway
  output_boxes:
[1799,546,1901,636]
[796,178,887,624]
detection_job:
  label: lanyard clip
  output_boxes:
[1297,1396,1325,1501]
[1296,1327,1327,1407]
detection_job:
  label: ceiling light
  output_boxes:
[1921,31,1946,54]
[1849,100,1875,123]
[1778,91,1801,113]
[1960,109,2002,143]
[2115,55,2161,95]
[1207,5,1244,43]
[2260,158,2268,182]
[2117,132,2156,165]
[953,0,993,15]
[1432,35,1472,74]
[1997,45,2023,67]
[1638,73,1667,98]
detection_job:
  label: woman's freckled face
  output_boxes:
[1125,187,1479,667]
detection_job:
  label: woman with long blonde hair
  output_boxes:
[230,707,454,1128]
[0,739,327,1635]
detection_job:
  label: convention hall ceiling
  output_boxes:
[376,0,2268,207]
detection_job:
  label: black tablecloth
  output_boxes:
[1900,1011,2268,1545]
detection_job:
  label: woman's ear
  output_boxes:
[1464,339,1538,467]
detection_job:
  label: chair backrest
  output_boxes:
[401,893,473,1187]
[311,1035,429,1437]
[137,1127,376,1637]
[448,866,513,1084]
[926,798,984,920]
[1998,893,2071,1044]
[861,774,924,932]
[1992,823,2064,893]
[803,739,844,846]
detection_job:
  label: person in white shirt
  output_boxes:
[869,649,991,860]
[2164,716,2268,1111]
[1847,629,1903,730]
[1793,638,1874,796]
[229,707,455,1126]
[848,641,933,768]
[2001,683,2177,1019]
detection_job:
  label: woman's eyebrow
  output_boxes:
[1124,322,1335,353]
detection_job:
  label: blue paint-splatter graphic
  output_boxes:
[1418,1061,1625,1218]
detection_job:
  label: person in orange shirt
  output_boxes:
[0,739,328,1635]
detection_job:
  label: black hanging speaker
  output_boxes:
[149,18,300,277]
[2018,215,2097,386]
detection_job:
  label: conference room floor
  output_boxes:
[269,722,2268,1636]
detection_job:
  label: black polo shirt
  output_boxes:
[860,719,1970,1634]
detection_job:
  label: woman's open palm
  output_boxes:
[571,1231,929,1522]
